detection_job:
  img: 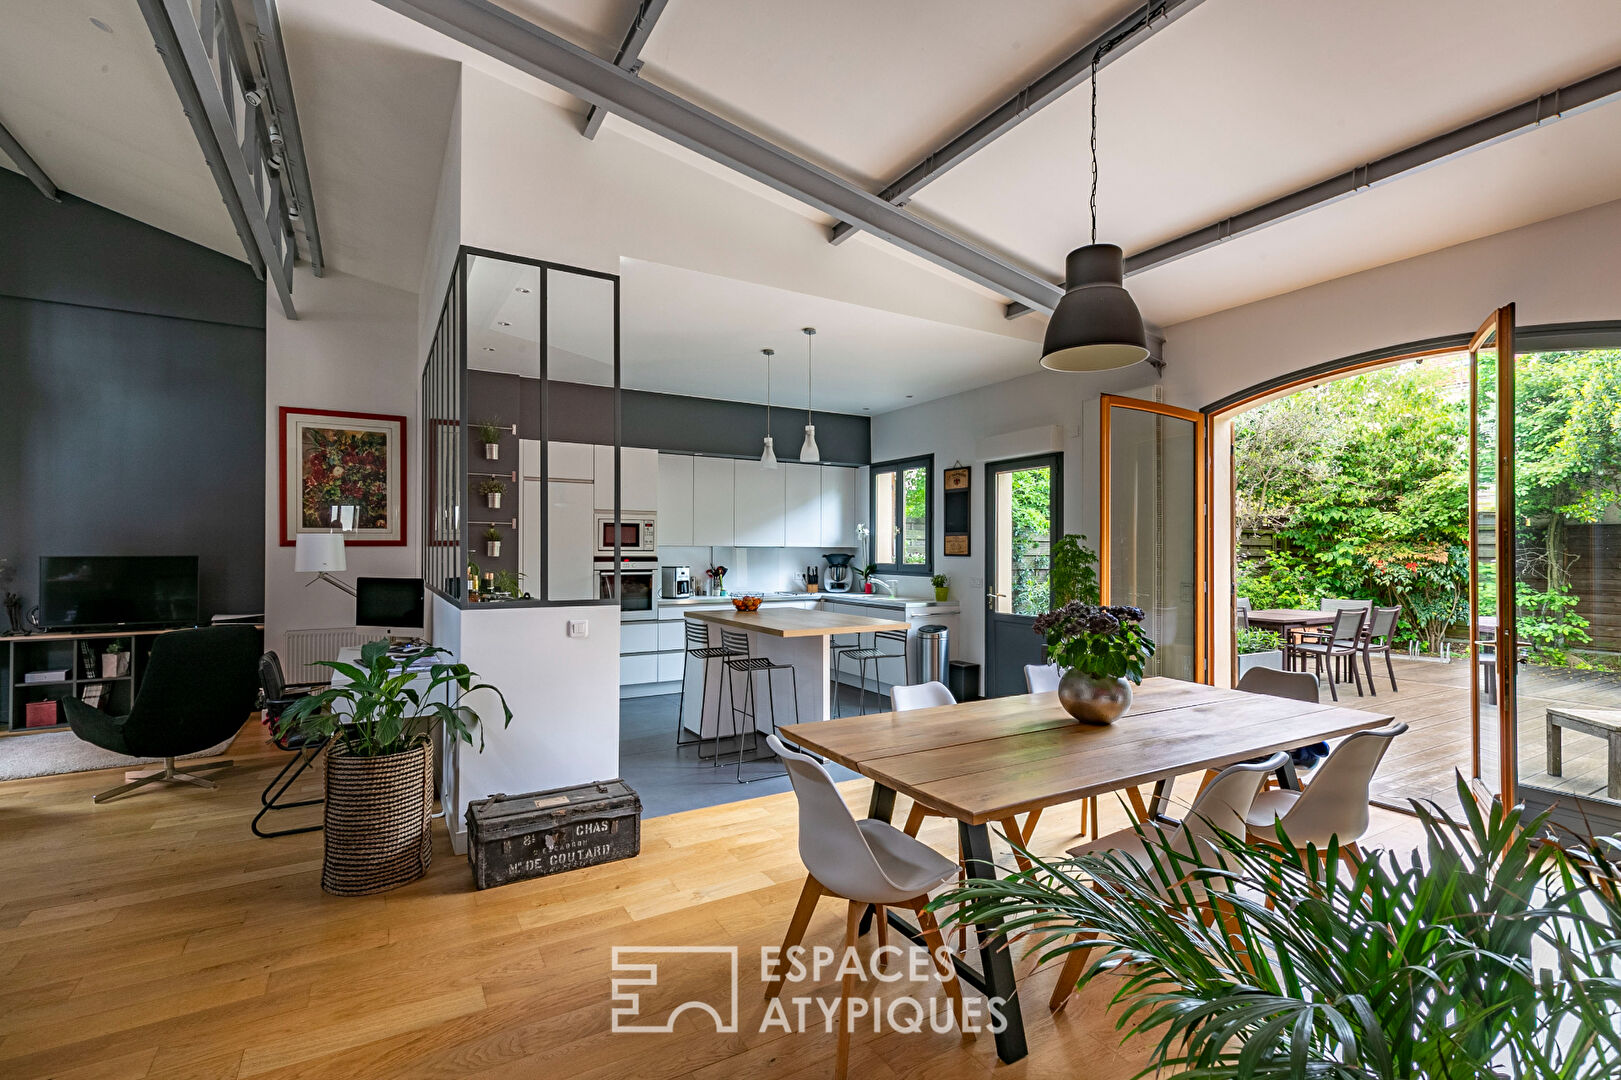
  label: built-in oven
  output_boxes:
[594,512,657,557]
[595,556,658,621]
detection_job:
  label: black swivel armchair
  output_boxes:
[252,651,329,838]
[63,625,261,804]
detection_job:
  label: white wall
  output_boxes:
[418,80,462,357]
[436,600,621,849]
[264,269,421,660]
[870,366,1157,666]
[1159,197,1621,410]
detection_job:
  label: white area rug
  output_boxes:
[0,731,238,782]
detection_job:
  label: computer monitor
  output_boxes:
[355,577,425,629]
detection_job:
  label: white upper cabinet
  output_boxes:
[820,466,858,547]
[657,454,695,546]
[548,441,594,482]
[692,457,736,546]
[594,445,658,511]
[783,464,822,547]
[733,460,787,547]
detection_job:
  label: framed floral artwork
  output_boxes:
[279,407,407,546]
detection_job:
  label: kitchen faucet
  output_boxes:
[868,577,896,596]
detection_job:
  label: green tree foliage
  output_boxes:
[1009,466,1052,615]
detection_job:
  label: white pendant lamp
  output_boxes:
[1039,52,1148,372]
[759,348,778,469]
[799,327,820,463]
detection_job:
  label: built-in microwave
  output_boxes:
[595,556,658,621]
[594,512,656,557]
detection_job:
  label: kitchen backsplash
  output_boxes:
[657,546,856,594]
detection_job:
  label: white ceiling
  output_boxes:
[467,255,618,385]
[6,0,1621,404]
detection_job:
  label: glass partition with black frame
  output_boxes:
[421,247,621,611]
[870,455,933,576]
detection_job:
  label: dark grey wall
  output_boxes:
[0,171,266,621]
[469,371,871,464]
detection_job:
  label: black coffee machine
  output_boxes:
[822,553,853,593]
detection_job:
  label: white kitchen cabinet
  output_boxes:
[547,480,596,602]
[657,454,695,546]
[783,464,822,547]
[547,441,594,481]
[657,620,684,651]
[593,445,658,512]
[620,622,660,654]
[692,457,736,545]
[733,460,786,547]
[657,650,686,683]
[820,466,858,547]
[620,653,658,686]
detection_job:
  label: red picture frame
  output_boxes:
[278,406,408,547]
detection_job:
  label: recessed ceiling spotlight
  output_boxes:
[90,16,113,32]
[515,287,531,294]
[905,394,914,398]
[497,321,510,327]
[482,346,495,352]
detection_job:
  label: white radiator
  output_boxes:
[283,627,380,683]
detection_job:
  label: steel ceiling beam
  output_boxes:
[828,0,1207,245]
[0,115,60,201]
[372,0,1065,312]
[581,0,669,140]
[251,0,326,276]
[1006,61,1621,319]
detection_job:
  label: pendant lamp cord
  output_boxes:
[1087,2,1165,248]
[805,331,814,425]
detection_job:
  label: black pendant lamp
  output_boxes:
[1040,53,1148,372]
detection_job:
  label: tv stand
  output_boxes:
[1,628,174,735]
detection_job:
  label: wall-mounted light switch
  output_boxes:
[567,619,589,638]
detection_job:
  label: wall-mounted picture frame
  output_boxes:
[942,464,971,556]
[279,407,407,546]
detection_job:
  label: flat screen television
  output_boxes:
[355,577,425,629]
[39,556,200,631]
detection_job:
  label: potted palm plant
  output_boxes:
[484,526,502,558]
[1034,602,1155,723]
[479,477,504,510]
[475,418,504,460]
[935,778,1621,1078]
[277,640,511,895]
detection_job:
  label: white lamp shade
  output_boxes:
[760,435,778,468]
[295,532,346,573]
[799,425,820,463]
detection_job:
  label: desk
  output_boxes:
[779,677,1393,1064]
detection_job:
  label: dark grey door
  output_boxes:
[984,454,1062,697]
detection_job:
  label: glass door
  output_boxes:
[984,454,1061,696]
[1100,396,1207,683]
[1468,307,1512,803]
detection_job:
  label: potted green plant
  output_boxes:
[484,526,502,558]
[277,640,511,895]
[478,476,505,510]
[1033,602,1155,723]
[102,639,128,678]
[935,777,1621,1079]
[475,418,504,460]
[1235,627,1284,677]
[490,570,523,598]
[931,573,949,601]
[857,562,876,594]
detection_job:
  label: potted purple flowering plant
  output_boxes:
[1033,602,1156,724]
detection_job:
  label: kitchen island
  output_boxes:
[680,606,909,739]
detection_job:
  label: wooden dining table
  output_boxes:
[777,677,1395,1064]
[1244,607,1339,633]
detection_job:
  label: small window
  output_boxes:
[870,455,932,575]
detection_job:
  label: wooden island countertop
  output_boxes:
[684,606,908,638]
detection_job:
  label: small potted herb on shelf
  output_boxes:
[484,526,502,558]
[478,477,505,510]
[277,640,511,895]
[930,574,949,601]
[475,418,504,460]
[102,639,128,678]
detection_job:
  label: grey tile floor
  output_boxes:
[619,688,872,818]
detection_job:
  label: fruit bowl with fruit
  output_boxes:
[730,594,763,612]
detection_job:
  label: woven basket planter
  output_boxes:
[321,739,433,896]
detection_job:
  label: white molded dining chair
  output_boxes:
[1023,663,1098,839]
[765,734,968,1079]
[1049,753,1287,1012]
[890,682,1040,870]
[1244,722,1408,859]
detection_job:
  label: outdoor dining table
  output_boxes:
[777,677,1395,1065]
[1244,607,1339,632]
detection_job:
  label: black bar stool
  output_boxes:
[837,629,911,715]
[717,630,800,783]
[676,620,744,749]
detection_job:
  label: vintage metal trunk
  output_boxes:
[465,779,641,889]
